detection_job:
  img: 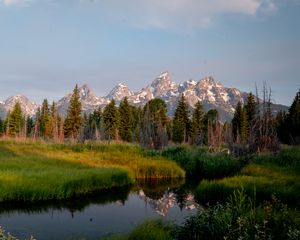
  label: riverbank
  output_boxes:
[0,140,184,202]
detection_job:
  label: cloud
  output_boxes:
[1,0,32,7]
[82,0,277,30]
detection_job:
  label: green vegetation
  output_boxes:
[102,220,173,240]
[160,145,242,179]
[172,94,190,143]
[196,147,300,205]
[103,99,120,141]
[0,226,34,240]
[103,189,300,240]
[0,140,184,202]
[176,189,300,240]
[64,84,82,140]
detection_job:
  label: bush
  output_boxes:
[176,189,300,240]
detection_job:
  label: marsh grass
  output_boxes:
[160,145,242,179]
[102,220,173,240]
[196,147,300,205]
[176,188,300,240]
[0,140,184,202]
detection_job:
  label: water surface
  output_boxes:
[0,180,198,239]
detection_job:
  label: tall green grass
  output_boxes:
[160,145,242,179]
[176,188,300,240]
[102,220,173,240]
[196,147,300,205]
[0,140,184,202]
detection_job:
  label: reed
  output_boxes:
[0,140,184,202]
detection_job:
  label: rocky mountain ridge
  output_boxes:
[0,72,287,121]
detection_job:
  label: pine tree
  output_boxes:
[119,97,133,142]
[103,99,119,141]
[141,98,168,150]
[39,99,50,138]
[7,102,23,137]
[232,101,248,143]
[64,84,82,141]
[0,118,3,136]
[286,89,300,144]
[191,101,205,145]
[245,92,256,124]
[26,116,34,137]
[172,94,190,143]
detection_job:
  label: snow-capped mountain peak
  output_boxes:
[0,72,287,122]
[2,94,39,117]
[106,82,134,102]
[57,84,108,115]
[150,71,178,97]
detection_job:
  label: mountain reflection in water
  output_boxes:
[0,180,198,240]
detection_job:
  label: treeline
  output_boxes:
[0,85,299,152]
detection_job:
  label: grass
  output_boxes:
[196,147,300,205]
[102,188,300,240]
[102,220,173,240]
[0,140,184,202]
[176,188,300,240]
[159,145,242,179]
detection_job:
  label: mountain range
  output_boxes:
[0,72,287,122]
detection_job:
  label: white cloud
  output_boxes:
[1,0,32,7]
[83,0,277,30]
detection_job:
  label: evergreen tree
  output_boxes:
[286,89,300,144]
[64,84,82,141]
[131,106,142,142]
[191,101,205,145]
[141,98,168,150]
[245,92,256,124]
[7,102,23,137]
[103,99,119,141]
[232,101,248,143]
[26,116,34,137]
[275,110,288,143]
[172,94,190,143]
[39,99,50,137]
[47,101,60,141]
[0,118,3,136]
[204,109,221,148]
[119,97,133,142]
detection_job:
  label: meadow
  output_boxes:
[0,140,184,202]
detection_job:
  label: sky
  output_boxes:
[0,0,299,106]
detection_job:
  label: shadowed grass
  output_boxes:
[0,140,184,202]
[159,145,242,179]
[196,147,300,205]
[102,220,173,240]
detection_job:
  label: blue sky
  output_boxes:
[0,0,299,105]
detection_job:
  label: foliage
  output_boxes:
[140,98,168,150]
[64,84,82,141]
[160,145,241,180]
[245,92,256,124]
[277,89,300,144]
[176,188,300,240]
[119,97,133,142]
[0,226,35,240]
[0,118,4,135]
[6,102,24,137]
[102,220,173,240]
[191,101,205,145]
[172,94,190,143]
[103,99,120,141]
[232,101,248,143]
[196,147,300,205]
[0,140,184,202]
